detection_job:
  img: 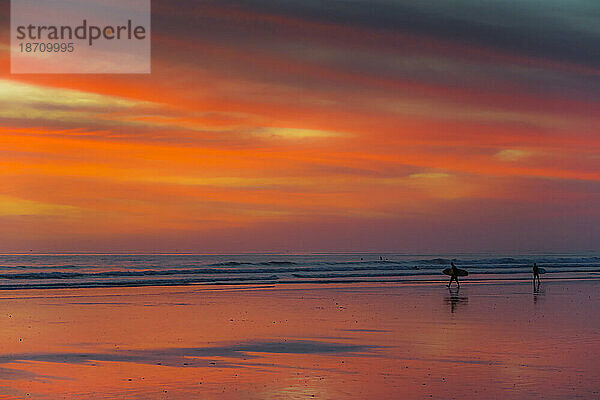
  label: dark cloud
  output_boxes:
[175,0,600,68]
[148,0,600,105]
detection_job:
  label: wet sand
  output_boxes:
[0,280,598,399]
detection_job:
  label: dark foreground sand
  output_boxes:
[0,279,598,399]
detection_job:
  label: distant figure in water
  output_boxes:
[447,261,460,289]
[533,262,541,285]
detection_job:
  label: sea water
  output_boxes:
[0,253,598,290]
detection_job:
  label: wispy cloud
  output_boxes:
[494,149,534,162]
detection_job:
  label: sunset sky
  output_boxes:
[0,0,598,253]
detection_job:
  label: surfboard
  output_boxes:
[537,268,546,274]
[443,268,468,277]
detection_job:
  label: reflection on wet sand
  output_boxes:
[533,281,545,305]
[0,281,598,399]
[444,287,469,313]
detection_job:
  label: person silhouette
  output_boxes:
[532,262,541,285]
[447,261,460,288]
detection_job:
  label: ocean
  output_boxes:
[0,253,598,290]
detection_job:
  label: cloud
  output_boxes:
[0,195,80,217]
[202,0,600,69]
[256,127,346,139]
[494,149,534,162]
[0,79,141,110]
[0,0,598,252]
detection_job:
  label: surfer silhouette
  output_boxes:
[533,262,541,285]
[448,261,460,288]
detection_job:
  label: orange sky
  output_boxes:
[0,1,598,252]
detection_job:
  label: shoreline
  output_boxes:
[0,275,597,292]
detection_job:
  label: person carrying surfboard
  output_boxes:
[533,262,541,285]
[448,261,460,288]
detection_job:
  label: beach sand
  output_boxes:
[0,280,598,399]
